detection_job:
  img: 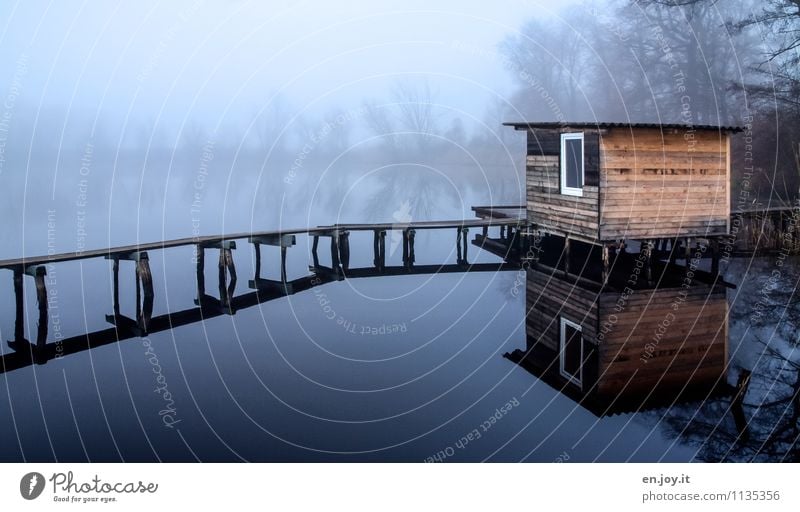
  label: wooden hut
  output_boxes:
[505,264,730,415]
[504,122,742,246]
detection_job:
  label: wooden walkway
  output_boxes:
[0,217,521,270]
[0,215,526,374]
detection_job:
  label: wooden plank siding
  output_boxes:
[525,267,600,353]
[524,266,726,396]
[525,127,731,243]
[598,128,730,241]
[595,284,728,396]
[526,129,600,243]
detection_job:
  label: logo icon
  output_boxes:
[20,472,45,500]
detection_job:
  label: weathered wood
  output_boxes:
[195,244,206,298]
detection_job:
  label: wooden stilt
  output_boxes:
[461,227,469,264]
[13,268,23,342]
[563,236,570,277]
[372,230,380,268]
[113,257,121,317]
[136,255,154,333]
[280,246,288,282]
[711,239,720,276]
[330,233,341,271]
[254,243,261,280]
[731,370,752,442]
[402,229,409,268]
[456,228,463,264]
[378,230,386,270]
[312,235,320,268]
[645,240,653,285]
[196,246,206,301]
[408,229,416,266]
[685,237,692,267]
[601,244,610,285]
[33,266,48,350]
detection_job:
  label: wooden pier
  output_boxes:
[0,216,524,372]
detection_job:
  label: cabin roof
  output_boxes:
[503,121,744,132]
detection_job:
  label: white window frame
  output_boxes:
[559,316,583,388]
[560,132,584,197]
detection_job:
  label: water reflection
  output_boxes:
[504,234,799,461]
[0,225,797,462]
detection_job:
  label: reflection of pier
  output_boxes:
[0,216,523,374]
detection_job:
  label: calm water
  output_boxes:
[0,232,796,462]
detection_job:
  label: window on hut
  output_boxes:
[560,132,583,196]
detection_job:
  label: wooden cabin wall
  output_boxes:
[527,129,600,243]
[599,128,730,241]
[525,267,601,390]
[596,284,728,397]
[526,267,600,351]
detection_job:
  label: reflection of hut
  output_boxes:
[503,122,742,246]
[506,265,731,416]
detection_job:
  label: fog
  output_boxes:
[0,0,792,258]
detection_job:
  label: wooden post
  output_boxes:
[339,231,350,272]
[402,229,409,268]
[373,230,380,268]
[136,255,154,333]
[312,235,320,268]
[136,259,142,323]
[711,239,720,276]
[219,244,236,309]
[254,243,261,280]
[645,240,653,286]
[482,225,488,238]
[378,230,386,270]
[731,370,752,442]
[330,232,341,271]
[280,246,288,282]
[500,225,506,239]
[33,266,48,350]
[563,236,570,277]
[408,228,416,267]
[462,227,469,264]
[456,228,463,264]
[601,244,610,285]
[13,268,24,343]
[195,245,205,301]
[113,257,121,317]
[685,237,692,267]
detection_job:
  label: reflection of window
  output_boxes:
[559,317,583,387]
[560,132,584,196]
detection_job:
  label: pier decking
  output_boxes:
[1,215,525,373]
